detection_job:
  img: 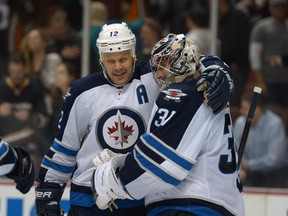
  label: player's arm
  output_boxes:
[0,138,35,194]
[196,55,235,114]
[35,82,90,215]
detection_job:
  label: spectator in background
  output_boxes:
[236,0,270,25]
[0,52,50,173]
[218,0,251,107]
[90,0,144,72]
[20,28,62,92]
[146,0,170,29]
[0,0,10,79]
[117,0,144,53]
[148,0,193,34]
[0,0,38,79]
[185,6,214,55]
[90,1,109,73]
[137,17,162,63]
[234,91,288,188]
[267,54,288,68]
[47,10,81,79]
[49,62,76,137]
[62,0,83,32]
[0,0,61,79]
[249,0,288,108]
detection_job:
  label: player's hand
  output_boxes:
[35,182,66,216]
[91,168,118,211]
[91,154,132,211]
[196,55,234,114]
[92,148,122,167]
[6,147,35,194]
[91,149,128,211]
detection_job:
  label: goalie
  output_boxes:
[92,34,244,216]
[0,137,35,194]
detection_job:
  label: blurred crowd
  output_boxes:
[0,0,288,188]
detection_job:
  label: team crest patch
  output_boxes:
[162,89,187,101]
[96,108,145,153]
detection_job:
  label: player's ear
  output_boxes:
[133,55,137,62]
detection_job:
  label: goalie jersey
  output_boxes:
[38,62,159,207]
[118,79,245,216]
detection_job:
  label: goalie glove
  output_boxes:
[35,182,66,216]
[6,147,35,194]
[91,154,133,211]
[196,55,234,114]
[92,148,122,167]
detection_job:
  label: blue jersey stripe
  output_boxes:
[0,142,8,157]
[70,191,145,208]
[141,133,193,171]
[70,191,95,207]
[134,148,181,186]
[42,157,74,173]
[52,140,78,156]
[147,205,223,216]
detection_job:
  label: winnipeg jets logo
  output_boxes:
[107,111,134,148]
[163,89,187,101]
[96,108,145,153]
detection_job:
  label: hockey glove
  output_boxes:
[6,147,35,194]
[196,64,234,114]
[92,148,122,167]
[35,182,66,216]
[92,154,132,211]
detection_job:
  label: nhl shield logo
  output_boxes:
[96,108,146,153]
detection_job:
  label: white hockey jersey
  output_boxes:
[38,63,159,207]
[118,79,245,216]
[0,138,16,176]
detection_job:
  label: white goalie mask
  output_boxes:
[150,34,200,89]
[96,22,137,87]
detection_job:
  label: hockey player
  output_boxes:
[92,34,245,216]
[35,22,235,216]
[0,137,35,194]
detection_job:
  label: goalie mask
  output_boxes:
[150,34,200,90]
[97,22,137,87]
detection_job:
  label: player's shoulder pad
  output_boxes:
[133,60,152,79]
[69,72,107,96]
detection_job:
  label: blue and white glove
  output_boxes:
[92,150,132,211]
[196,55,234,114]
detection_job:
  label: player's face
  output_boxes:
[8,62,26,85]
[102,50,134,86]
[154,60,174,90]
[155,61,170,80]
[154,60,171,80]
